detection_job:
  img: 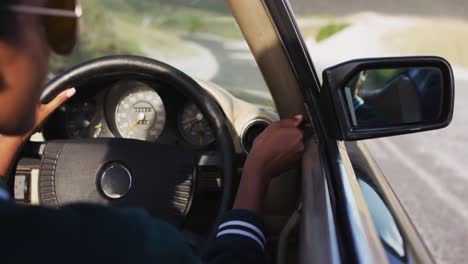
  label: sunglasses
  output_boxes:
[5,0,82,55]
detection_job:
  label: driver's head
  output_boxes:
[0,0,49,135]
[0,0,80,135]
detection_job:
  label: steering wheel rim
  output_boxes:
[40,55,235,249]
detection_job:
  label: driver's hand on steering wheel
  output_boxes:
[0,88,76,178]
[234,115,304,215]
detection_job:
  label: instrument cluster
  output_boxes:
[44,80,215,147]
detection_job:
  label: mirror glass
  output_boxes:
[343,67,444,127]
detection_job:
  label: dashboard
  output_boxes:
[44,80,217,148]
[19,76,298,237]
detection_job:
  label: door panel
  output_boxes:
[300,140,340,264]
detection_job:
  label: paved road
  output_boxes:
[365,79,468,264]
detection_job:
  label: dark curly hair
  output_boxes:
[0,0,17,40]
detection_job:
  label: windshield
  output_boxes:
[51,0,274,108]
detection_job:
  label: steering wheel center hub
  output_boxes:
[100,163,132,199]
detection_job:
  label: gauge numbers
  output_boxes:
[115,84,166,141]
[178,103,215,146]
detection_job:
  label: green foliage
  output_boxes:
[50,0,243,73]
[49,1,259,105]
[49,1,142,73]
[97,0,242,39]
[370,69,400,80]
[101,0,230,14]
[315,23,350,43]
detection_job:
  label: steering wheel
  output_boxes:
[36,55,235,250]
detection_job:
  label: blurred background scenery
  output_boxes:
[52,1,468,263]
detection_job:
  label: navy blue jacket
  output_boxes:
[0,181,267,264]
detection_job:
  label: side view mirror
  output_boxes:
[320,56,454,140]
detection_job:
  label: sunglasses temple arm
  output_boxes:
[6,5,81,18]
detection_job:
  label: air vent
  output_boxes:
[241,119,271,154]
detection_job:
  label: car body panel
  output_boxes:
[300,140,340,264]
[325,141,389,264]
[346,141,434,263]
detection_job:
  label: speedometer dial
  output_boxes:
[178,103,215,146]
[114,83,166,141]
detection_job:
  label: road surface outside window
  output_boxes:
[288,1,468,263]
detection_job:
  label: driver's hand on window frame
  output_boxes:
[234,115,304,215]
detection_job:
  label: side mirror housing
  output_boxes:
[320,56,454,140]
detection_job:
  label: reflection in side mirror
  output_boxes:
[321,56,454,140]
[344,67,443,127]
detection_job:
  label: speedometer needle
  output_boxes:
[126,113,145,136]
[182,113,204,124]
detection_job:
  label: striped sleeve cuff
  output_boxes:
[216,209,268,251]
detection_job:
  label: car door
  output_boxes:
[261,1,437,263]
[228,0,437,263]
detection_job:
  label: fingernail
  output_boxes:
[66,88,76,98]
[295,115,303,119]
